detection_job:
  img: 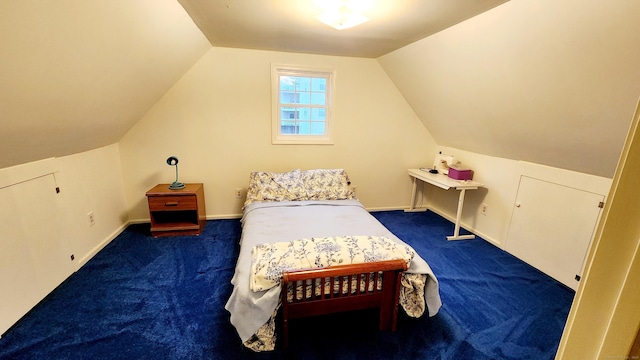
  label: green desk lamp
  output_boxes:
[166,156,185,190]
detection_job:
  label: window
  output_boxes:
[272,64,335,144]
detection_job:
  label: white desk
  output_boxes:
[405,168,483,240]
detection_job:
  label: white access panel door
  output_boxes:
[505,176,604,290]
[0,174,70,336]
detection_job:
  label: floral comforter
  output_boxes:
[250,235,416,292]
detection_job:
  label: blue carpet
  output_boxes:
[0,210,574,359]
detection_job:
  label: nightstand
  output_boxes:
[146,183,206,237]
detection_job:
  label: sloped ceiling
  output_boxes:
[3,0,639,179]
[379,0,640,178]
[0,0,509,171]
[0,0,210,169]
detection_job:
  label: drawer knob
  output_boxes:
[165,201,179,206]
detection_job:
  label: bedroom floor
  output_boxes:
[0,210,574,360]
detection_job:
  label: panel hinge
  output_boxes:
[598,201,604,208]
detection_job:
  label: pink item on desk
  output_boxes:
[448,164,473,180]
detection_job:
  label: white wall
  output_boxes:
[0,144,128,268]
[0,144,128,334]
[119,47,438,221]
[54,145,129,265]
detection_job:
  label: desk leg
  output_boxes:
[446,188,476,240]
[405,177,426,212]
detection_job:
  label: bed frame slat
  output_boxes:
[280,259,407,349]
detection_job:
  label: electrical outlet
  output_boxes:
[87,211,95,226]
[235,188,243,199]
[481,203,488,216]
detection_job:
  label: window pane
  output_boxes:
[281,124,299,134]
[297,107,310,121]
[296,77,311,91]
[281,91,297,104]
[311,108,326,121]
[298,92,311,104]
[311,121,325,135]
[297,121,311,134]
[281,107,296,120]
[311,78,326,92]
[280,76,295,91]
[311,92,325,105]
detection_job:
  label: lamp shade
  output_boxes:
[166,156,179,166]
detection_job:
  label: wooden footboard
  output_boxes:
[280,259,408,349]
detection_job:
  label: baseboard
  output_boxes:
[78,222,129,268]
[424,206,502,248]
[128,218,148,225]
[206,214,242,220]
[366,206,413,212]
[131,214,243,224]
[469,227,502,248]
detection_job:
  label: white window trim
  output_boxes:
[271,64,336,145]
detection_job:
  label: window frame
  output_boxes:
[271,64,336,145]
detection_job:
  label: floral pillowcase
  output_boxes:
[244,169,355,207]
[300,169,355,201]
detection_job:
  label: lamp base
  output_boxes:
[168,182,185,190]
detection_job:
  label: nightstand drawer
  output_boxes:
[148,195,197,211]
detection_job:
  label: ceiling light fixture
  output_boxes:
[315,0,370,30]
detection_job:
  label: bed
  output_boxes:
[224,169,442,351]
